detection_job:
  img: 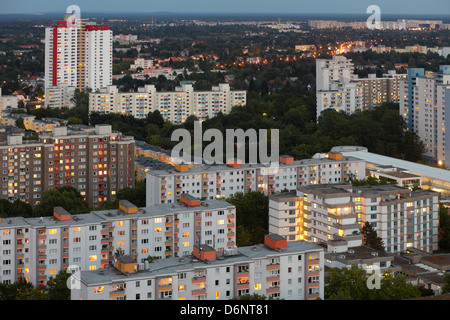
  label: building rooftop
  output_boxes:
[332,146,450,186]
[92,199,234,221]
[325,245,392,263]
[147,156,363,177]
[78,240,323,285]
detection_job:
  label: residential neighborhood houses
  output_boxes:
[0,5,449,305]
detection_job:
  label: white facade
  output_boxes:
[316,56,363,119]
[0,88,18,111]
[44,16,113,108]
[146,154,366,206]
[72,239,325,301]
[130,58,154,70]
[89,83,246,123]
[0,199,235,287]
[85,28,113,91]
[400,66,450,165]
[268,184,440,254]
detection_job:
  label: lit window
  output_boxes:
[94,286,104,293]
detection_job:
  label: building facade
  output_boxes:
[268,184,440,254]
[400,66,450,165]
[0,197,236,287]
[0,124,134,206]
[89,83,246,123]
[44,15,112,108]
[316,56,405,119]
[71,234,324,300]
[146,153,366,206]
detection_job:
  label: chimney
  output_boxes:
[264,234,287,250]
[119,200,138,214]
[180,194,200,207]
[53,207,71,221]
[193,243,216,262]
[279,155,294,165]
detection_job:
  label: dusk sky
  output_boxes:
[1,0,449,15]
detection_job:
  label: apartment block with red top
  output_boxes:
[44,14,112,108]
[0,196,236,287]
[72,234,324,300]
[146,152,366,206]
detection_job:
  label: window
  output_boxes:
[94,286,104,293]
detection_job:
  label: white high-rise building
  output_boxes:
[316,56,363,119]
[316,56,406,120]
[268,184,440,254]
[400,66,450,165]
[44,15,112,108]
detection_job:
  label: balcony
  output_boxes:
[192,288,207,296]
[266,286,280,294]
[192,276,207,284]
[266,263,280,271]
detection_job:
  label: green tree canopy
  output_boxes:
[34,186,90,217]
[362,222,386,252]
[325,267,421,300]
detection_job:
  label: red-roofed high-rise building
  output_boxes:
[44,13,112,108]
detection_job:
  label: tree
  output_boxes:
[325,267,421,300]
[0,199,33,218]
[0,276,34,300]
[16,117,25,129]
[234,293,270,300]
[227,192,269,245]
[15,287,50,300]
[439,205,450,250]
[362,222,385,252]
[116,180,146,208]
[46,270,71,300]
[34,186,90,217]
[441,273,450,294]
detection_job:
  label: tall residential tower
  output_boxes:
[44,14,112,108]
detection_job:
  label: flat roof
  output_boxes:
[335,148,450,183]
[79,240,323,285]
[147,156,364,177]
[92,199,234,221]
[325,245,392,262]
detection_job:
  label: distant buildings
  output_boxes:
[129,58,154,70]
[0,88,18,111]
[400,66,450,165]
[44,14,113,108]
[89,83,246,123]
[308,19,443,30]
[113,34,138,43]
[371,44,450,57]
[268,183,440,254]
[316,56,406,119]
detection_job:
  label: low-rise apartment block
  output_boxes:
[71,234,324,300]
[89,83,246,123]
[0,196,236,287]
[269,184,440,254]
[146,152,366,206]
